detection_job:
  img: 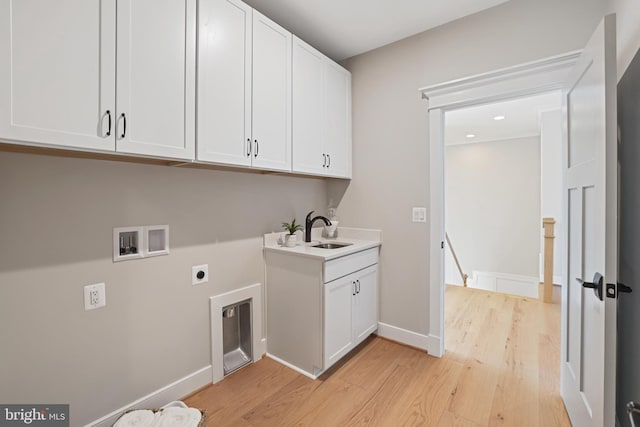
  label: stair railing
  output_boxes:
[445,232,468,287]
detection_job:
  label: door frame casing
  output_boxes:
[419,51,581,357]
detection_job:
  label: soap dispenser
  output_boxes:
[325,207,339,238]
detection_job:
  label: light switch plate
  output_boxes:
[412,207,427,223]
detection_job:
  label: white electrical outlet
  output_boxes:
[412,207,427,223]
[84,283,106,311]
[192,264,209,286]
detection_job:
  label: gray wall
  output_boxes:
[0,151,327,425]
[445,137,541,279]
[330,0,605,336]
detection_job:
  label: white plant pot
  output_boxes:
[284,234,297,247]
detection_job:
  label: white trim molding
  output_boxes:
[376,322,441,356]
[419,50,580,359]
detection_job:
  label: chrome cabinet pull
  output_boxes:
[327,154,331,168]
[246,138,251,157]
[323,153,326,167]
[356,280,361,294]
[254,139,258,157]
[105,110,112,137]
[352,281,356,296]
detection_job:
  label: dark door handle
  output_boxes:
[577,272,603,301]
[605,282,633,298]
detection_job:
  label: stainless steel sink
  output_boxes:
[312,242,353,249]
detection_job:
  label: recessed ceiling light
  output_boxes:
[494,115,505,121]
[465,134,476,138]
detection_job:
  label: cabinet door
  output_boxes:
[292,36,325,175]
[323,60,352,178]
[0,0,116,151]
[353,264,378,344]
[251,11,291,172]
[116,0,196,160]
[197,0,252,167]
[324,275,354,369]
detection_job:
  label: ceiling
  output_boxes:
[243,0,511,61]
[445,92,562,146]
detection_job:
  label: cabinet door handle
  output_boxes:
[327,154,331,168]
[246,138,251,157]
[323,153,326,167]
[105,110,112,137]
[120,113,127,138]
[254,139,258,157]
[352,281,356,296]
[357,280,361,294]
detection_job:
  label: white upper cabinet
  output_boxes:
[0,0,116,151]
[197,1,291,172]
[0,0,195,160]
[115,0,196,160]
[323,60,352,178]
[197,0,252,167]
[251,11,291,171]
[292,37,325,175]
[292,36,352,179]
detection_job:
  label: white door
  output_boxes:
[251,11,291,172]
[324,275,354,369]
[0,0,116,151]
[323,60,352,179]
[353,265,378,343]
[561,14,617,427]
[292,36,325,175]
[197,0,252,167]
[116,0,196,160]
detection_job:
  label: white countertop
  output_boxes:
[263,227,382,261]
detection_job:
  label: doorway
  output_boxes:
[419,50,580,357]
[443,92,562,299]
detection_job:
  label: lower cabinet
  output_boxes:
[324,264,378,369]
[265,247,379,378]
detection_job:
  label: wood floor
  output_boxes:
[185,286,570,426]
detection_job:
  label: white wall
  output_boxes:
[0,151,327,425]
[330,0,605,337]
[445,137,541,281]
[540,109,564,285]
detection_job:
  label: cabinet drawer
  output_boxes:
[324,247,379,283]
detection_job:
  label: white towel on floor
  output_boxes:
[155,407,202,427]
[113,410,157,427]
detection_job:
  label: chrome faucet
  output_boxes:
[305,211,332,242]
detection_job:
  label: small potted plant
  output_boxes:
[281,218,303,247]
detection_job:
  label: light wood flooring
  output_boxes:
[185,286,570,426]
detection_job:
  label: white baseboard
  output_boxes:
[266,353,319,380]
[87,365,212,427]
[471,271,539,298]
[377,322,441,356]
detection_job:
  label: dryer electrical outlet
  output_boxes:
[192,264,209,285]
